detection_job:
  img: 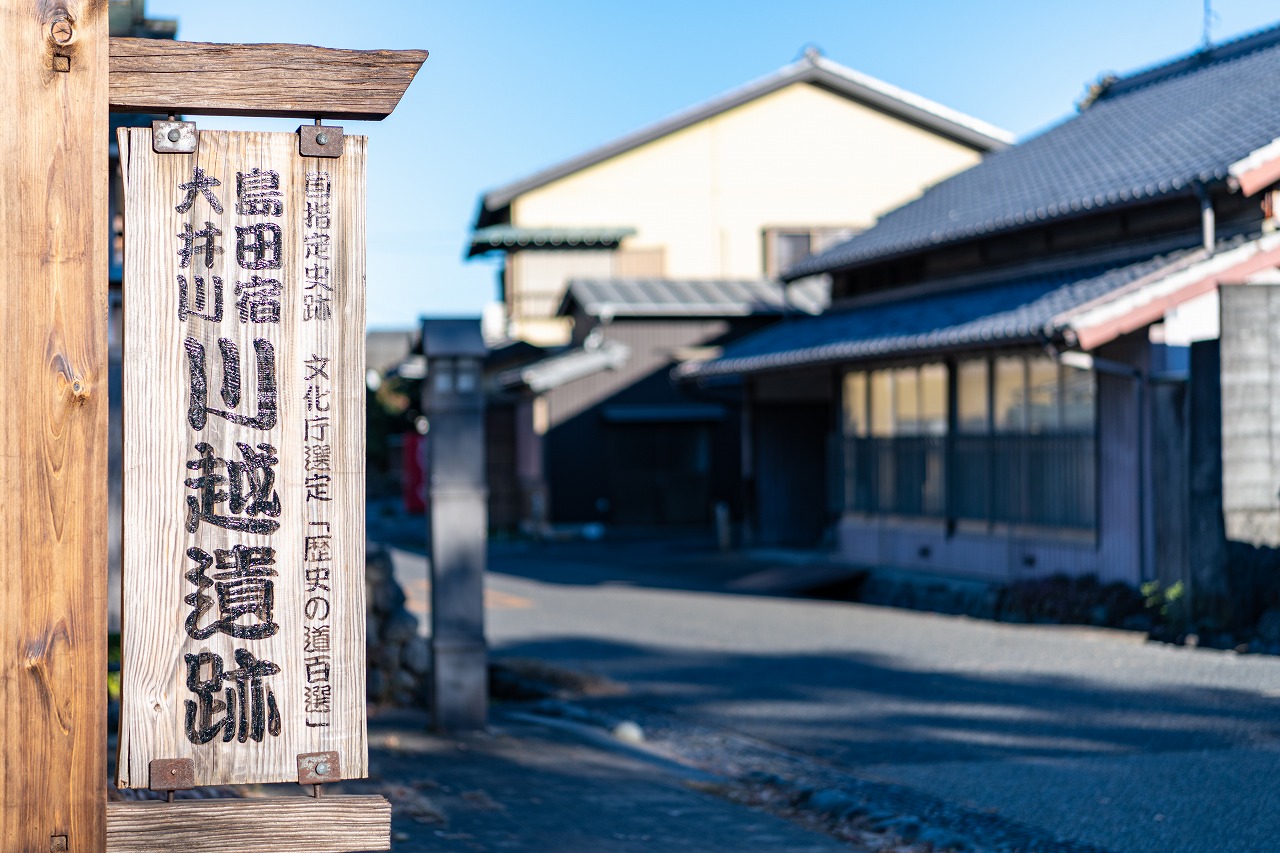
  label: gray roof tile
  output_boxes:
[786,24,1280,280]
[561,278,828,318]
[468,225,635,257]
[680,243,1209,378]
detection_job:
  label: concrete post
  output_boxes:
[422,319,488,731]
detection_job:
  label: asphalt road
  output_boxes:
[388,537,1280,853]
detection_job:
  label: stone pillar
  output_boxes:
[422,319,488,731]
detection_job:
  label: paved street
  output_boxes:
[349,708,848,853]
[450,538,1280,853]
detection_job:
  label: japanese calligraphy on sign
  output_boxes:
[116,128,368,787]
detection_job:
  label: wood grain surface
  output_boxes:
[109,38,427,120]
[0,1,109,851]
[117,128,368,788]
[106,795,391,852]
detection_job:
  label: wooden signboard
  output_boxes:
[116,127,368,788]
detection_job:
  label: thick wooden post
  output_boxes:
[0,1,108,851]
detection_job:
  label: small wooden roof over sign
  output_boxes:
[109,38,428,120]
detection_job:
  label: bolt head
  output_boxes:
[315,132,330,146]
[314,762,331,776]
[166,128,181,142]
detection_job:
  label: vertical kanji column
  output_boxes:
[0,1,108,851]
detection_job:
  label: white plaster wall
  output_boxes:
[511,82,985,283]
[507,250,616,344]
[1160,288,1220,345]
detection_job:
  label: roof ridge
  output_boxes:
[809,56,1015,145]
[474,54,1012,219]
[1097,20,1280,102]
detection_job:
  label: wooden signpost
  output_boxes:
[0,2,425,850]
[116,128,369,788]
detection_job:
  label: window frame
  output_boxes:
[841,351,1098,533]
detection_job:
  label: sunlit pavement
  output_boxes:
[381,531,1280,852]
[485,540,1280,853]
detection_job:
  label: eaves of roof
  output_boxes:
[467,225,636,258]
[474,54,1012,222]
[677,242,1214,381]
[497,340,630,392]
[557,277,828,319]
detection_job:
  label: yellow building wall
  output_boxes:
[511,82,986,285]
[508,250,615,344]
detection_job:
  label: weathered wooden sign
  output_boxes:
[116,127,367,788]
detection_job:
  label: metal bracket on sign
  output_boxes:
[148,758,195,803]
[152,117,197,154]
[297,750,341,798]
[299,117,344,159]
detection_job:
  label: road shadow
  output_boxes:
[485,537,857,598]
[339,708,847,853]
[489,636,1280,767]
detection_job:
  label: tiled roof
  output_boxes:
[785,24,1280,280]
[475,52,1011,224]
[468,226,636,257]
[559,278,828,318]
[678,244,1207,379]
[420,318,486,358]
[496,339,630,392]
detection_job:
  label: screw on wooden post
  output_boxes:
[148,758,195,804]
[49,16,73,73]
[150,118,197,154]
[296,751,340,798]
[50,18,72,44]
[298,117,344,158]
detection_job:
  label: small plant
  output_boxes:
[107,632,121,701]
[1141,578,1187,630]
[1146,578,1182,617]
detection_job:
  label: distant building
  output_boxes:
[470,51,1011,529]
[679,24,1280,615]
[469,49,1011,347]
[490,279,826,528]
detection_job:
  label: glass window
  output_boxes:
[919,363,947,436]
[893,367,919,436]
[870,371,893,437]
[1061,364,1096,432]
[993,356,1026,432]
[1027,357,1060,434]
[433,359,455,393]
[843,372,867,437]
[956,359,988,433]
[765,230,813,277]
[845,355,1096,530]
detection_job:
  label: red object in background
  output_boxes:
[403,432,428,514]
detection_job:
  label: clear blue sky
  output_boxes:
[147,0,1280,330]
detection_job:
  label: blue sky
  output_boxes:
[146,1,1280,329]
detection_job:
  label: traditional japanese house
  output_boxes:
[470,49,1011,529]
[490,279,824,529]
[678,23,1280,600]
